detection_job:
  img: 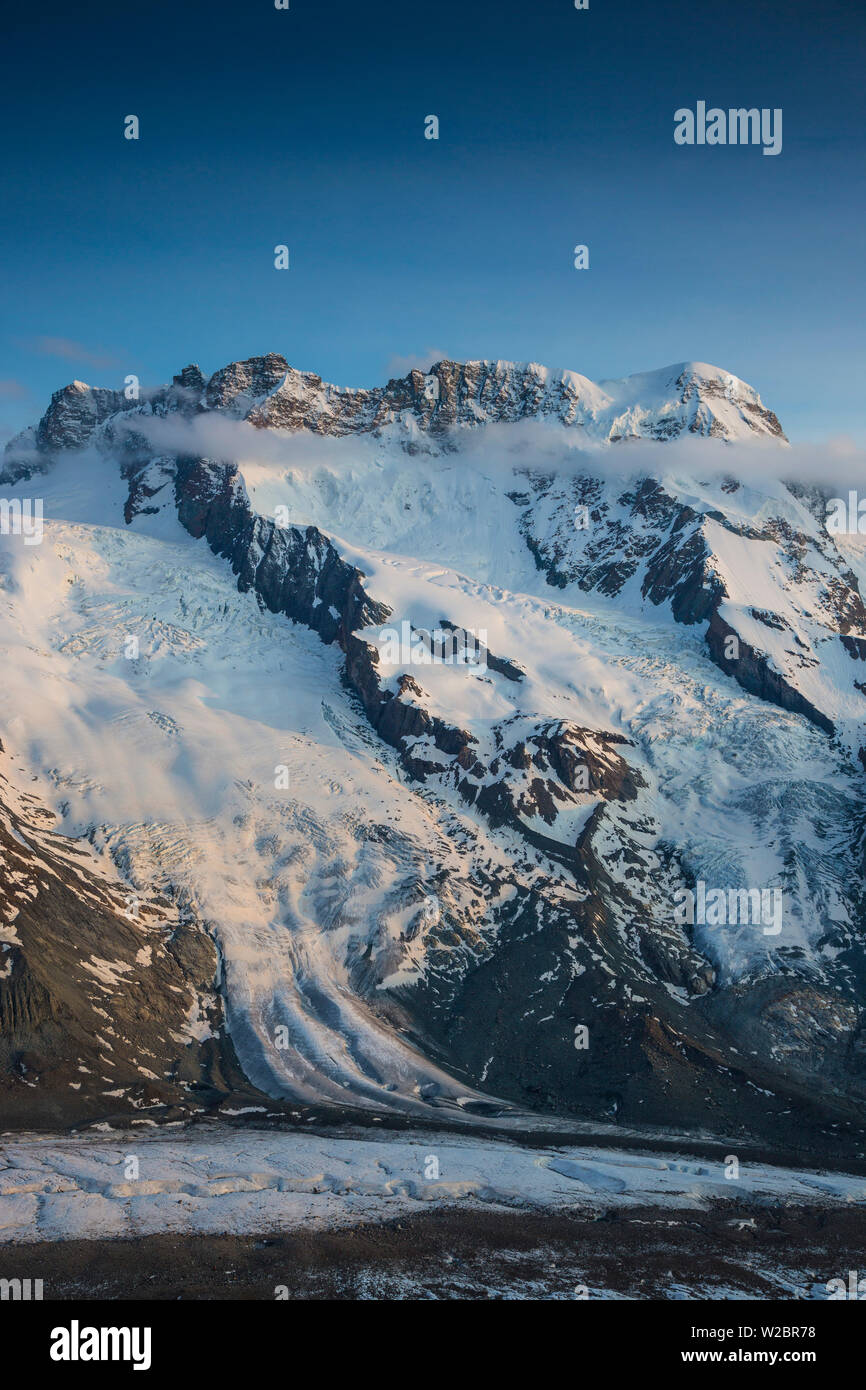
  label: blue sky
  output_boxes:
[1,0,863,442]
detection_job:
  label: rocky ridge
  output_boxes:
[2,354,786,482]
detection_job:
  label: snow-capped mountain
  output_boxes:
[1,355,864,1162]
[2,356,785,474]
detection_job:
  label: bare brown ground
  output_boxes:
[4,1200,865,1301]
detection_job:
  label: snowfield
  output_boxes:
[0,454,527,1116]
[0,1124,863,1246]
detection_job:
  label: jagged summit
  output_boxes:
[2,354,786,476]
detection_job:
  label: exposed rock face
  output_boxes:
[0,750,265,1129]
[173,456,389,644]
[36,380,126,453]
[520,471,866,748]
[205,353,293,414]
[2,355,787,479]
[706,610,835,735]
[230,356,786,442]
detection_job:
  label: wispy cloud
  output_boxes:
[23,337,122,371]
[0,380,29,400]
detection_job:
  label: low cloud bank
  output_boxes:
[122,410,866,495]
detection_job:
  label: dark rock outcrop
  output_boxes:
[0,754,268,1129]
[706,610,835,735]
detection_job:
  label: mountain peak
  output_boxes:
[198,353,786,443]
[172,363,206,391]
[2,353,787,478]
